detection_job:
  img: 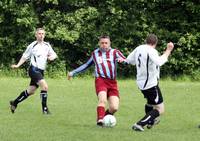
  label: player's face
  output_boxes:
[35,29,45,42]
[99,38,111,51]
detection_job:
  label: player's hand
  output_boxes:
[11,64,19,69]
[117,58,126,63]
[47,53,57,61]
[47,55,55,61]
[67,72,73,80]
[167,42,174,52]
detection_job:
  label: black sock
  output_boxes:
[145,104,153,114]
[40,90,48,110]
[105,109,113,115]
[137,109,160,126]
[13,90,29,106]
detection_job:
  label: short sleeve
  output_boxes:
[48,44,57,59]
[127,49,136,65]
[148,48,167,66]
[22,44,33,60]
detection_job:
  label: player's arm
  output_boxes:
[47,45,57,61]
[163,42,174,58]
[126,49,136,65]
[11,56,27,69]
[11,45,32,69]
[67,56,94,80]
[150,42,174,66]
[116,50,127,63]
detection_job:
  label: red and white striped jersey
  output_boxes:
[71,48,126,80]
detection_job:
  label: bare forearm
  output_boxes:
[163,50,172,58]
[12,56,27,69]
[17,57,27,66]
[48,55,57,61]
[163,42,174,58]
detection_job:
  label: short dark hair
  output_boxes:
[99,35,110,41]
[146,34,158,45]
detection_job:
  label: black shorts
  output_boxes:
[28,65,44,87]
[141,85,163,105]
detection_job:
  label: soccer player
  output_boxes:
[68,35,126,126]
[10,28,57,114]
[126,34,174,131]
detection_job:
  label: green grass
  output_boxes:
[0,77,200,141]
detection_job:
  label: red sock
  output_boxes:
[97,106,105,121]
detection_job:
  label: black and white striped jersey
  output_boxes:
[127,44,168,90]
[22,41,57,70]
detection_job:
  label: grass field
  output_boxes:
[0,77,200,141]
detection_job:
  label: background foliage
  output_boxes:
[0,0,199,78]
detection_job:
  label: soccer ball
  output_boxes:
[103,115,117,127]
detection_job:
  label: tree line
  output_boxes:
[0,0,199,79]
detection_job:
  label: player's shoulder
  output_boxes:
[43,41,51,47]
[92,48,100,54]
[29,41,37,45]
[27,41,38,48]
[138,44,157,53]
[111,48,121,53]
[148,46,158,54]
[138,44,147,49]
[134,44,147,52]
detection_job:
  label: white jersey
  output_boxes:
[22,41,57,70]
[127,44,168,90]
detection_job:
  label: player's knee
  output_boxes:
[160,108,165,115]
[109,103,119,113]
[98,99,107,106]
[157,107,164,115]
[99,100,106,105]
[110,107,118,113]
[28,91,35,95]
[27,89,35,95]
[42,84,48,91]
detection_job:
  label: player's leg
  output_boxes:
[105,79,119,115]
[143,103,154,128]
[136,107,160,127]
[146,87,164,128]
[10,66,38,114]
[145,103,164,129]
[95,77,108,126]
[38,79,50,114]
[132,86,163,131]
[10,85,37,113]
[107,96,119,115]
[153,102,164,115]
[29,65,50,114]
[145,104,153,114]
[97,91,107,126]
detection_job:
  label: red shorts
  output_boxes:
[95,77,119,98]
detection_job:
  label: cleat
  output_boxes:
[10,101,17,114]
[97,119,103,127]
[147,118,160,129]
[132,123,144,132]
[43,107,51,115]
